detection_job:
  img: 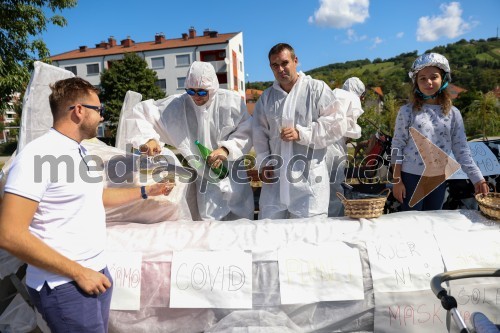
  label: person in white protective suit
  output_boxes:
[342,77,366,101]
[252,43,363,219]
[326,77,365,217]
[127,61,255,221]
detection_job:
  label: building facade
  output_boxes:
[50,27,246,99]
[0,93,20,143]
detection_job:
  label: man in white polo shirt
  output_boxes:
[0,77,173,333]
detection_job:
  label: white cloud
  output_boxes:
[308,0,370,29]
[416,2,476,42]
[370,36,383,49]
[345,28,368,43]
[396,32,404,38]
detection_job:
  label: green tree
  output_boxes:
[464,92,500,139]
[453,90,482,114]
[381,93,400,136]
[357,104,385,142]
[0,0,77,110]
[99,52,165,135]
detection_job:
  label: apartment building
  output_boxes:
[50,27,246,99]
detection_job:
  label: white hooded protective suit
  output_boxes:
[127,61,254,220]
[326,89,363,217]
[342,77,365,98]
[252,72,362,219]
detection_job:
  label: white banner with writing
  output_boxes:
[374,289,447,333]
[170,250,252,309]
[367,233,444,293]
[434,229,500,270]
[278,242,364,304]
[108,251,142,310]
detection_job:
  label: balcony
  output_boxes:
[210,60,227,73]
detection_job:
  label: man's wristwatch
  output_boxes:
[141,186,148,199]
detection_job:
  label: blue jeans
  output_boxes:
[401,172,447,211]
[27,267,113,333]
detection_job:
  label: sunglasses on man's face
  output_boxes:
[69,104,105,116]
[185,88,208,97]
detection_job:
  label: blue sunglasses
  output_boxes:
[185,88,208,97]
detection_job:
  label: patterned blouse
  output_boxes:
[391,103,483,184]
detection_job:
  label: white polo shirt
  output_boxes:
[5,129,106,290]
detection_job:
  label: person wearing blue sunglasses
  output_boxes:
[185,88,209,97]
[127,61,254,221]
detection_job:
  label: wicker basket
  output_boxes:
[337,188,391,219]
[475,193,500,220]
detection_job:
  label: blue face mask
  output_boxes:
[415,81,449,100]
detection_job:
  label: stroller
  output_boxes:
[431,268,500,332]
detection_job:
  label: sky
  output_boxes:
[40,0,499,82]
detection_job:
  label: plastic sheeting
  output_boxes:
[18,62,74,153]
[1,210,498,332]
[103,210,498,333]
[115,90,144,152]
[106,217,374,333]
[82,139,192,222]
[0,294,36,333]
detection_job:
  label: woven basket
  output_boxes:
[337,188,391,219]
[475,193,500,220]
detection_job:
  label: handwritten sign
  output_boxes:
[449,280,500,326]
[107,251,142,310]
[450,142,500,179]
[367,233,444,292]
[374,290,447,333]
[434,230,500,270]
[169,250,252,309]
[277,243,364,304]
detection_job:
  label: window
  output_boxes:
[107,60,122,69]
[155,79,167,91]
[87,64,99,75]
[176,54,190,67]
[200,50,226,62]
[240,61,243,71]
[240,81,244,91]
[65,66,77,75]
[216,73,227,84]
[177,77,186,89]
[239,44,242,53]
[203,53,216,61]
[151,57,165,69]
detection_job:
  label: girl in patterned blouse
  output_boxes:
[390,53,489,211]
